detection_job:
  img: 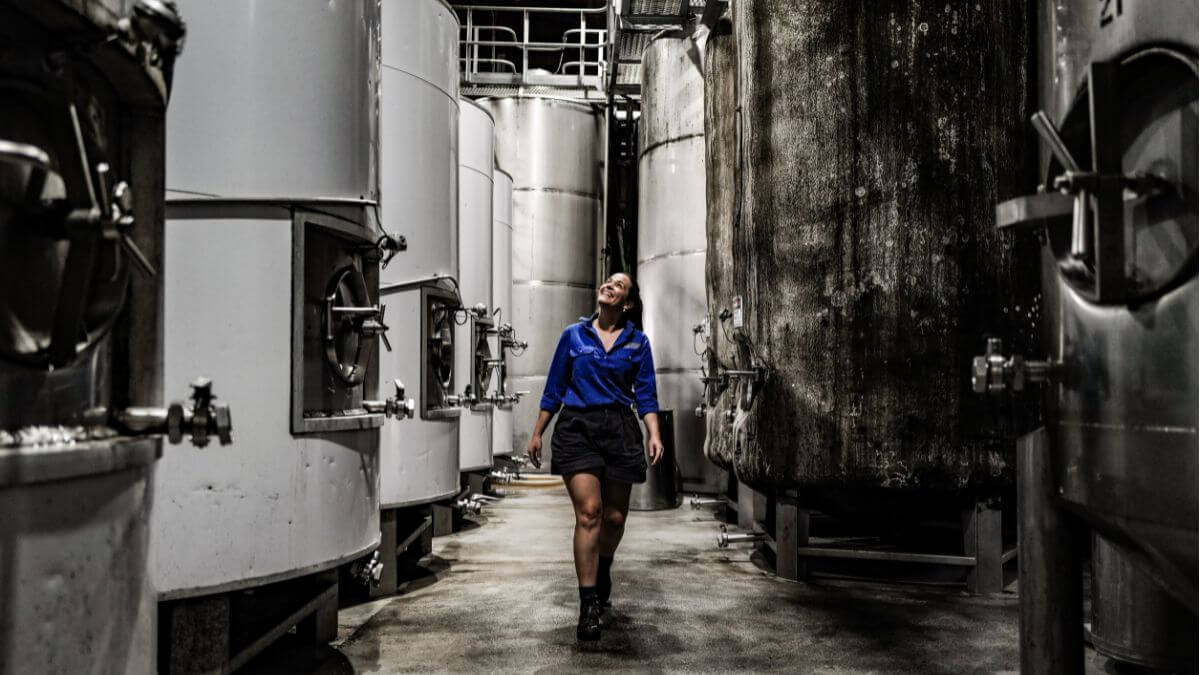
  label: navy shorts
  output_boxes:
[551,406,647,484]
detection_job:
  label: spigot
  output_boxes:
[170,378,233,446]
[364,379,416,420]
[489,470,513,484]
[971,338,1057,395]
[690,494,721,509]
[115,377,232,446]
[445,394,463,407]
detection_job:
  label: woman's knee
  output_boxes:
[602,506,626,531]
[575,502,603,530]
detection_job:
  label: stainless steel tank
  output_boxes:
[638,29,720,493]
[0,1,193,671]
[701,18,737,473]
[490,168,518,456]
[456,98,495,473]
[481,97,605,465]
[155,0,390,598]
[986,1,1197,671]
[377,0,461,509]
[706,0,1038,499]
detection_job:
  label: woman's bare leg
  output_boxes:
[564,470,604,586]
[599,479,632,556]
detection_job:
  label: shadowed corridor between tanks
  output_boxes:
[242,482,1115,674]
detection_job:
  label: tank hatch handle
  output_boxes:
[971,338,1058,395]
[996,63,1172,304]
[29,104,157,368]
[324,265,390,385]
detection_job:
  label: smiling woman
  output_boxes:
[525,271,663,643]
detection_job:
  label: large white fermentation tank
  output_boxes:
[456,99,496,473]
[0,1,193,671]
[491,168,517,456]
[637,30,721,492]
[377,0,462,508]
[156,0,389,598]
[482,97,605,463]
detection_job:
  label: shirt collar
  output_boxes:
[579,313,636,349]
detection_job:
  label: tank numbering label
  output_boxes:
[732,295,744,328]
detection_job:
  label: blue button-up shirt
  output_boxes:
[539,316,660,417]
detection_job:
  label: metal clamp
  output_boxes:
[375,232,407,269]
[971,338,1057,395]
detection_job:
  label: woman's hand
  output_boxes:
[647,434,664,466]
[526,433,543,469]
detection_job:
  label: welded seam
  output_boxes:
[638,131,705,159]
[511,186,601,199]
[636,247,706,265]
[512,280,594,290]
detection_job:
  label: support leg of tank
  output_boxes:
[372,509,399,598]
[160,595,231,675]
[964,497,1004,594]
[774,495,809,581]
[1018,427,1085,675]
[737,480,764,531]
[468,471,488,497]
[432,502,454,537]
[298,570,339,644]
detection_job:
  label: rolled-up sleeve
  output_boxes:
[633,338,659,416]
[539,329,572,413]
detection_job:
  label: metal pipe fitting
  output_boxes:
[456,498,482,515]
[350,550,383,588]
[717,524,767,549]
[363,379,417,420]
[690,494,722,509]
[113,377,233,447]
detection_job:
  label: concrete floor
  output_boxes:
[243,481,1115,674]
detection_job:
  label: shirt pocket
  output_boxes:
[569,345,598,359]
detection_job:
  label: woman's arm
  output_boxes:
[642,411,664,465]
[526,409,554,468]
[633,339,664,464]
[527,329,572,468]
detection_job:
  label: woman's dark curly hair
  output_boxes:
[616,271,643,331]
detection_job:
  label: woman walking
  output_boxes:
[526,272,664,643]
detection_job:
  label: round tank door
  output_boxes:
[1042,51,1197,305]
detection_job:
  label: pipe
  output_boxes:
[690,494,721,509]
[716,524,766,549]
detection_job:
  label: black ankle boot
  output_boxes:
[577,588,602,642]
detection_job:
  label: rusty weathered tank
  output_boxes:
[701,17,737,472]
[702,0,1041,499]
